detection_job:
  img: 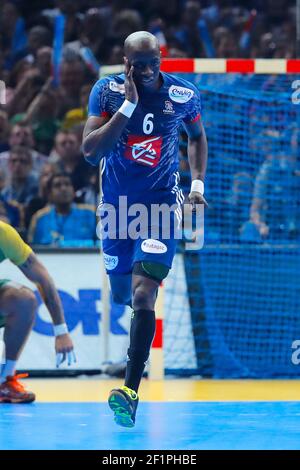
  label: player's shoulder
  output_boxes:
[0,221,17,239]
[91,73,126,95]
[162,72,200,104]
[0,221,25,249]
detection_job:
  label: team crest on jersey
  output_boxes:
[163,100,175,114]
[125,135,162,167]
[169,85,194,103]
[109,81,125,94]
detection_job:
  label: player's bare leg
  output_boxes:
[0,284,36,403]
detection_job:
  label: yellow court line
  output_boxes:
[24,379,300,402]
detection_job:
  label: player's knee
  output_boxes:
[7,288,37,315]
[21,288,37,312]
[1,287,36,326]
[132,286,154,310]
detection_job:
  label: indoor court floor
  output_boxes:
[1,379,300,450]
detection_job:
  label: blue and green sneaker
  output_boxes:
[108,386,139,428]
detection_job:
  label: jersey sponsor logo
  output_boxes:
[103,253,119,270]
[141,239,167,254]
[125,135,162,167]
[163,100,175,114]
[109,81,125,94]
[169,85,194,103]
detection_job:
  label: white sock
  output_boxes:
[0,360,17,383]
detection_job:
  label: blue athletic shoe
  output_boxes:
[108,386,139,428]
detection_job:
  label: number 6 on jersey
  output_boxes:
[143,113,154,134]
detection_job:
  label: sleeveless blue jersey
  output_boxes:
[88,72,202,205]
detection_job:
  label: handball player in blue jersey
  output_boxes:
[83,31,208,427]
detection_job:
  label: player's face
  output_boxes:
[125,49,161,89]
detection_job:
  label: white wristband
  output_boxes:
[53,323,68,337]
[191,179,204,195]
[118,99,137,118]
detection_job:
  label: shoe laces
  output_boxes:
[6,373,29,393]
[121,386,138,400]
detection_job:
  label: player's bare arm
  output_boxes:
[184,119,208,208]
[82,63,138,165]
[19,253,75,365]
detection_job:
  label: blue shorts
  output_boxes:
[99,195,183,275]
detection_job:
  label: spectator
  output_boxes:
[64,8,110,63]
[9,25,52,69]
[25,162,57,229]
[111,9,143,45]
[6,67,45,118]
[22,78,60,154]
[1,145,38,205]
[56,57,86,117]
[214,27,239,58]
[241,153,300,242]
[0,167,22,227]
[0,110,10,153]
[61,83,92,130]
[0,201,10,224]
[35,46,53,80]
[0,196,22,228]
[1,1,25,70]
[222,172,253,242]
[0,168,6,192]
[42,0,83,43]
[50,129,96,191]
[28,172,96,246]
[172,1,212,58]
[0,123,47,178]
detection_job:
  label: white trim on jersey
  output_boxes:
[171,171,184,229]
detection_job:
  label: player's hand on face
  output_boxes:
[55,333,76,368]
[188,190,208,211]
[124,58,139,104]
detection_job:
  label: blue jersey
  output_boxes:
[88,72,202,204]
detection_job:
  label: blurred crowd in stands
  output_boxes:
[0,0,298,246]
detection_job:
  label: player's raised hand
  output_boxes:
[188,190,208,211]
[55,333,76,367]
[124,59,138,104]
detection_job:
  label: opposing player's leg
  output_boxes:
[108,260,169,428]
[0,281,36,403]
